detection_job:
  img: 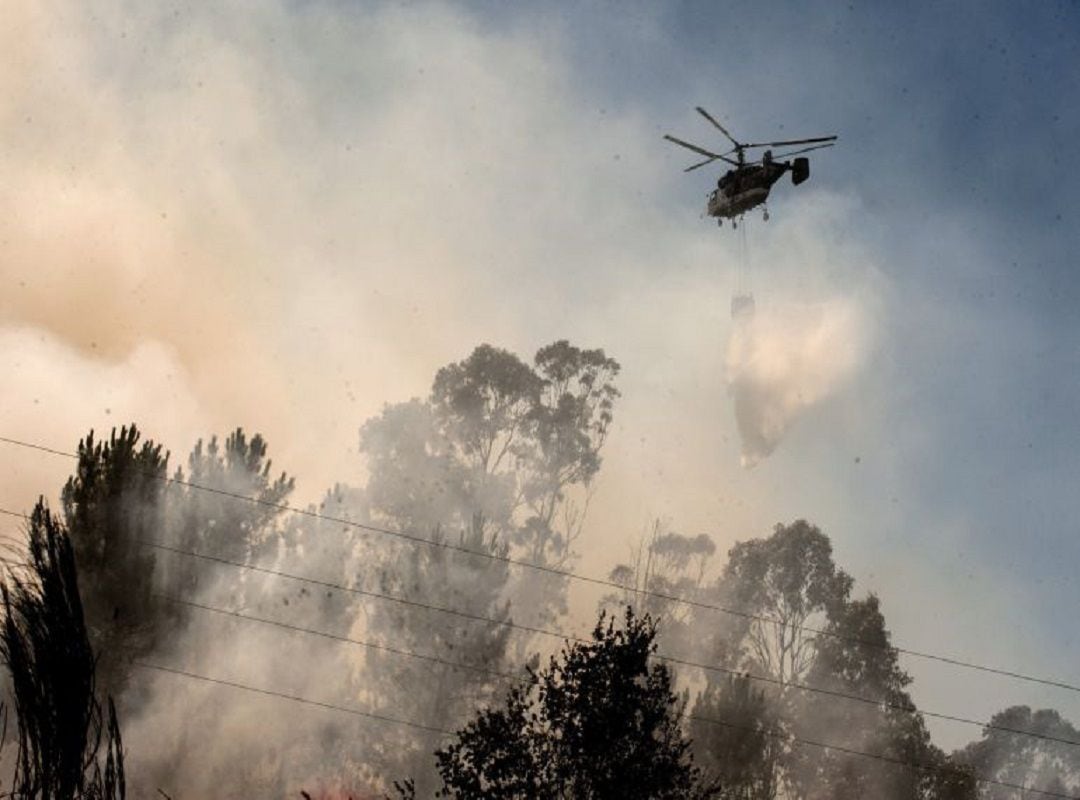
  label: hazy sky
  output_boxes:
[2,0,1079,751]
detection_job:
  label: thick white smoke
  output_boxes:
[725,297,868,467]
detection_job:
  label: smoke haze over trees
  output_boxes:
[0,340,1077,799]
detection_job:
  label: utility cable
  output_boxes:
[6,502,1080,750]
[685,711,1078,800]
[133,661,453,736]
[156,594,519,681]
[145,541,1080,750]
[136,660,1076,800]
[5,501,1078,795]
[3,433,1078,696]
[7,501,1080,750]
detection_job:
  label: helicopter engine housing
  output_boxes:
[791,157,810,185]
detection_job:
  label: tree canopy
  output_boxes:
[408,608,717,800]
[61,425,171,698]
[955,707,1080,799]
[691,520,977,800]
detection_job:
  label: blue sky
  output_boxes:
[2,0,1079,753]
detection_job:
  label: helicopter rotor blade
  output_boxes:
[663,134,725,160]
[695,106,741,148]
[771,142,836,159]
[683,153,741,171]
[684,156,718,172]
[742,135,838,149]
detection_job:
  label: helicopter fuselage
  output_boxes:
[706,161,788,219]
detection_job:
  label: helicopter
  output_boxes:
[665,107,837,225]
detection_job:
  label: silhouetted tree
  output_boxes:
[61,426,294,702]
[171,428,294,563]
[365,341,619,544]
[405,609,718,800]
[1,500,125,799]
[61,425,171,699]
[514,340,620,567]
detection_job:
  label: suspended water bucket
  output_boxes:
[730,293,756,321]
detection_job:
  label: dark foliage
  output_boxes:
[408,608,718,799]
[174,427,295,565]
[166,427,296,626]
[690,676,781,800]
[0,500,125,799]
[62,425,171,699]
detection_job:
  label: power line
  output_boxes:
[133,661,453,736]
[143,539,564,643]
[149,541,1080,751]
[7,496,1080,751]
[8,500,1080,750]
[5,502,1078,796]
[136,659,1076,800]
[156,594,519,681]
[685,712,1078,800]
[3,432,1078,695]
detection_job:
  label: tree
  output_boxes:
[359,399,479,538]
[366,341,620,565]
[1,500,125,799]
[60,426,295,700]
[164,427,295,607]
[710,520,853,687]
[411,608,718,799]
[605,521,716,655]
[515,340,620,567]
[784,595,977,800]
[446,342,619,635]
[692,521,974,800]
[690,675,781,800]
[430,344,544,485]
[171,427,294,563]
[955,707,1080,799]
[363,515,514,795]
[276,483,370,633]
[61,425,172,699]
[355,341,620,787]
